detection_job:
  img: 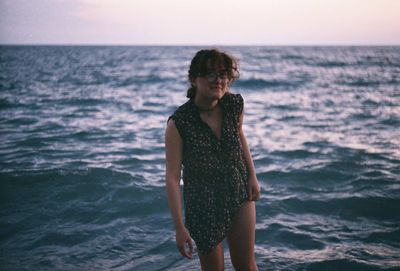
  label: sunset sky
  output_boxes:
[1,0,400,45]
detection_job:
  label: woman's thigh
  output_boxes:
[199,242,224,271]
[227,201,258,270]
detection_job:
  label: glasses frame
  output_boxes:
[197,71,229,83]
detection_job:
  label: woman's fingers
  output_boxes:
[253,187,260,201]
[254,184,261,201]
[178,244,188,258]
[248,183,260,201]
[178,242,187,258]
[178,239,193,259]
[187,238,194,258]
[176,228,194,259]
[248,185,253,201]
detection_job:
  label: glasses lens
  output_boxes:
[206,72,217,81]
[206,72,228,82]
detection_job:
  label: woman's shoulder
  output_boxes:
[223,92,243,102]
[172,99,193,116]
[167,100,195,138]
[222,92,244,119]
[222,92,244,108]
[168,99,194,123]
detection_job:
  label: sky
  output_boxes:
[1,0,400,45]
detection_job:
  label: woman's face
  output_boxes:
[192,63,229,101]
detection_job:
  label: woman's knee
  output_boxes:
[228,201,258,270]
[199,243,224,271]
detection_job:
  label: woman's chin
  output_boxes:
[211,93,223,100]
[210,89,225,98]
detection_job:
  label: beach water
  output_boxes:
[1,45,399,270]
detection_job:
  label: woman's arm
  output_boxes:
[238,110,261,201]
[165,119,194,258]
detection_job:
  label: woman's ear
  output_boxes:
[190,76,196,88]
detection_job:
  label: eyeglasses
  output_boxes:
[198,71,229,82]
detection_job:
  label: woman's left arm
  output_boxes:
[239,110,261,201]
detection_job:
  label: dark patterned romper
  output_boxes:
[168,92,250,254]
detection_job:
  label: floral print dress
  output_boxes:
[168,92,249,254]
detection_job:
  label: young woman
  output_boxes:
[165,49,260,270]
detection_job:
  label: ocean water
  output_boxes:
[0,45,399,271]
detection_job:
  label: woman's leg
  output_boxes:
[227,201,258,271]
[199,242,224,271]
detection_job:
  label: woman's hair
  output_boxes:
[187,49,239,99]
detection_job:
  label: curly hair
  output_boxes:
[187,49,239,99]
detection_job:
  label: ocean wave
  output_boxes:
[338,78,383,87]
[0,98,17,109]
[305,258,395,271]
[362,228,400,246]
[257,223,325,250]
[314,61,348,68]
[273,196,400,221]
[235,77,303,90]
[269,149,320,159]
[258,166,354,184]
[0,167,170,269]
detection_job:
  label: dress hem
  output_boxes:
[194,198,250,255]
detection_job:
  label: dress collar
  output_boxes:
[188,92,229,114]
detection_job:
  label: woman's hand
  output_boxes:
[176,226,194,259]
[248,176,261,201]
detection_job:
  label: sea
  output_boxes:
[0,45,399,271]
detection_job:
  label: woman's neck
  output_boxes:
[194,96,219,112]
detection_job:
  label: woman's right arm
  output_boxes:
[165,119,194,259]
